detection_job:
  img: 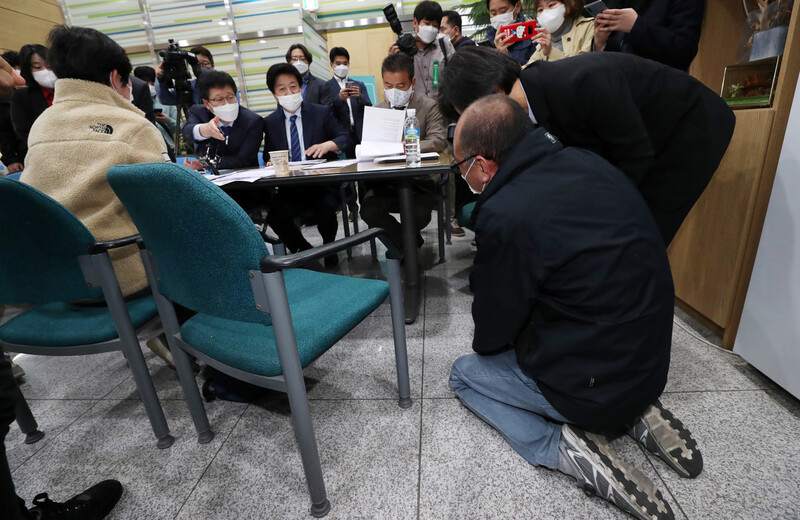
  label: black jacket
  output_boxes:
[603,0,704,70]
[10,85,50,145]
[453,35,477,50]
[183,104,263,169]
[263,102,352,162]
[471,129,674,431]
[130,76,155,124]
[302,74,333,107]
[0,94,26,167]
[326,77,372,156]
[521,52,735,243]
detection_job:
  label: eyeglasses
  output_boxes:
[450,155,476,177]
[290,56,309,63]
[208,95,237,105]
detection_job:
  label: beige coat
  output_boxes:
[21,78,167,296]
[526,16,595,65]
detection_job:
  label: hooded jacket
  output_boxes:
[470,128,674,431]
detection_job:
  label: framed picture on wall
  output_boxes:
[721,56,782,109]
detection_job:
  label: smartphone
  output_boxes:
[584,0,608,17]
[498,20,538,44]
[154,108,163,114]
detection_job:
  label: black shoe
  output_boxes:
[627,400,703,478]
[29,479,123,520]
[560,424,674,520]
[324,253,339,268]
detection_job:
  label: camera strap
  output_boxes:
[438,38,449,66]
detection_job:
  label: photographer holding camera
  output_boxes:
[154,45,215,106]
[387,0,455,101]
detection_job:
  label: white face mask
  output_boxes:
[490,11,516,31]
[333,64,349,79]
[212,102,239,123]
[462,159,485,195]
[109,73,134,103]
[384,86,413,109]
[293,61,309,75]
[277,92,303,113]
[148,84,157,97]
[537,4,567,33]
[32,69,58,89]
[417,25,439,44]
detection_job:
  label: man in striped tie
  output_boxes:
[263,63,353,266]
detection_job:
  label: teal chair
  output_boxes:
[106,162,411,518]
[0,178,174,448]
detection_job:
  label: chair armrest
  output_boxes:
[262,233,283,246]
[260,228,402,273]
[88,234,141,254]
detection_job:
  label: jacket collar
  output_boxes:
[519,66,550,128]
[473,128,563,215]
[52,78,145,117]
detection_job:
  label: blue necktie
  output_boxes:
[220,125,231,146]
[289,115,302,162]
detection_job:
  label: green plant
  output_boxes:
[456,0,538,40]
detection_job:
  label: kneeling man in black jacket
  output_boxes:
[450,95,700,520]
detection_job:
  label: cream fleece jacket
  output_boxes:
[21,78,167,296]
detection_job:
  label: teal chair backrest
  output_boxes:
[0,177,103,304]
[106,163,271,325]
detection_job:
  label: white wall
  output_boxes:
[734,77,800,399]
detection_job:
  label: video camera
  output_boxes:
[383,3,417,57]
[158,39,200,108]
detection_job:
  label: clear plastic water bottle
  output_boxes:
[404,108,421,167]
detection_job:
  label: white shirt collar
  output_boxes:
[518,83,538,126]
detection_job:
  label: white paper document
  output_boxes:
[301,159,360,170]
[357,106,408,160]
[288,159,325,167]
[373,152,440,164]
[362,106,405,143]
[209,167,275,186]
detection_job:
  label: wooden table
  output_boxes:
[219,155,452,324]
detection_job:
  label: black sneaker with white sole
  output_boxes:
[559,423,674,520]
[627,400,703,478]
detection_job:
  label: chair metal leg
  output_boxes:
[340,183,353,259]
[350,181,360,234]
[93,252,174,449]
[263,272,330,517]
[386,258,412,408]
[140,249,213,444]
[370,238,378,262]
[14,384,44,444]
[444,179,452,245]
[436,190,446,263]
[160,296,214,444]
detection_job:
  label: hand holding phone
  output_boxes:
[498,20,538,45]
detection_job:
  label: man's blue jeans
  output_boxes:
[449,350,570,469]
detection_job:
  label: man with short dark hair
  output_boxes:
[440,11,476,50]
[285,43,333,107]
[439,46,735,245]
[486,0,535,64]
[451,94,699,520]
[154,45,214,106]
[359,53,447,251]
[388,0,455,100]
[326,46,371,158]
[182,70,263,171]
[263,63,351,265]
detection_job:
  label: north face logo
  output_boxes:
[90,123,113,134]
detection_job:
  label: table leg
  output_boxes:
[397,179,421,324]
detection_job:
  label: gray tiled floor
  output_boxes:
[6,217,800,519]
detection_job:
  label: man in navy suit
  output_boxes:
[326,47,371,158]
[286,43,333,107]
[182,70,263,171]
[263,63,352,265]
